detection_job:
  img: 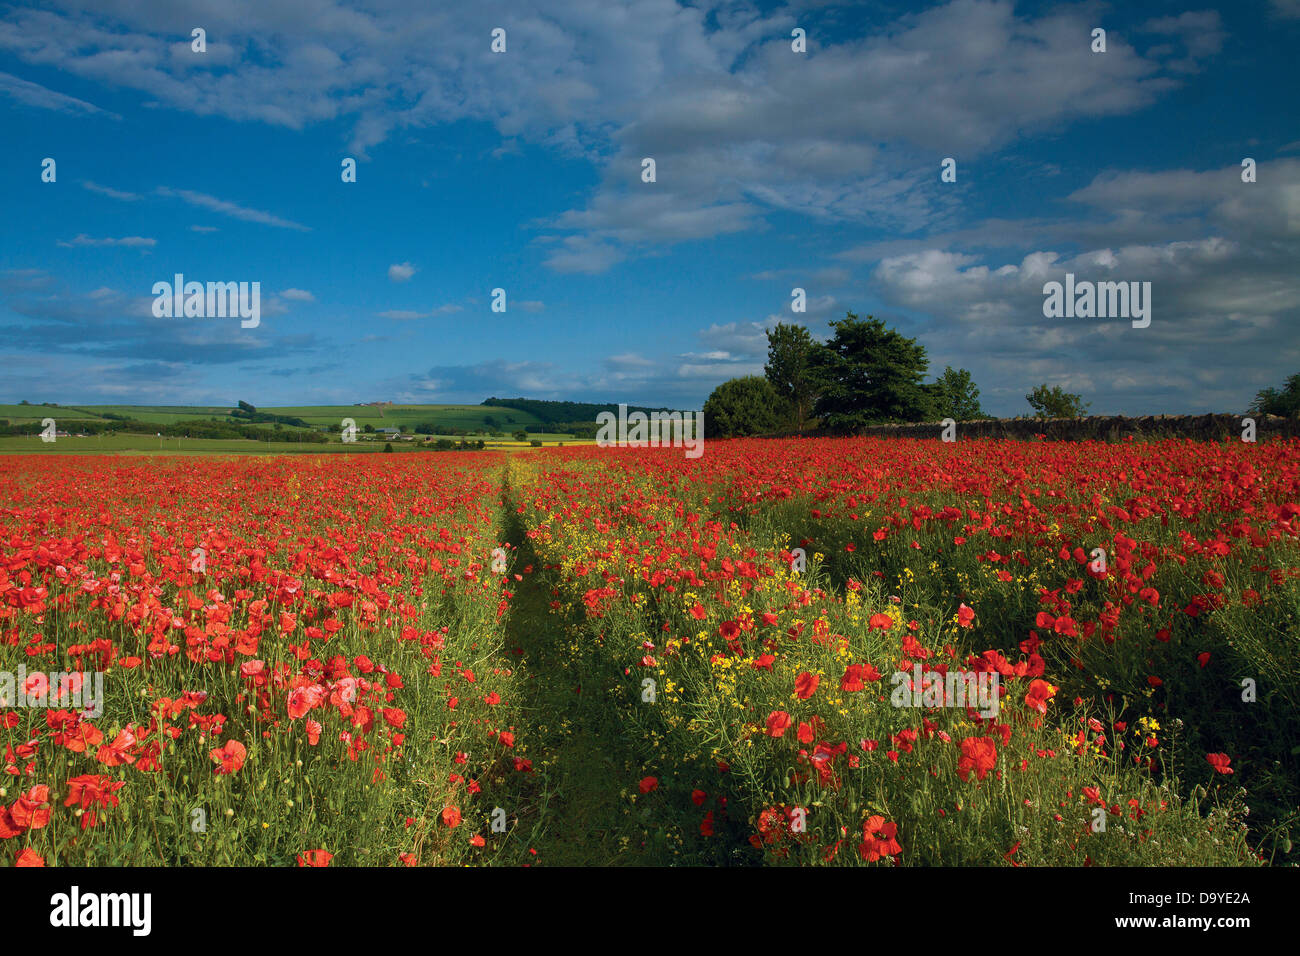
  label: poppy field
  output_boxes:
[2,437,1297,867]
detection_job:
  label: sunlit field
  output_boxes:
[2,438,1296,866]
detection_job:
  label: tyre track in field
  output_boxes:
[498,461,686,866]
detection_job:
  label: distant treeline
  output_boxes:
[428,439,488,450]
[231,408,312,428]
[482,397,674,424]
[413,423,479,436]
[231,400,311,428]
[0,417,328,443]
[526,421,602,438]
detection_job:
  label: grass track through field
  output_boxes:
[499,465,684,866]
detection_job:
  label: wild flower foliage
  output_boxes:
[2,436,1296,866]
[512,437,1298,865]
[0,455,533,865]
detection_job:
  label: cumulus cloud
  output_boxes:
[0,0,1224,275]
[0,0,1281,413]
[864,161,1300,414]
[0,280,320,367]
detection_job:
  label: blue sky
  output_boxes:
[1,0,1297,415]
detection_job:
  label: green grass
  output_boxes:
[81,404,233,421]
[1,402,572,436]
[263,404,549,430]
[0,435,385,455]
[0,404,112,424]
[0,434,594,456]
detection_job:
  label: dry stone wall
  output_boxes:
[763,414,1299,442]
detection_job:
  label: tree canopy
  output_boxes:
[764,322,818,430]
[1026,384,1090,419]
[702,376,787,438]
[928,366,986,421]
[1249,373,1300,418]
[808,313,932,432]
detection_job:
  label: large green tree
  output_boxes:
[929,366,985,420]
[764,322,817,429]
[808,313,932,432]
[702,376,787,438]
[1026,384,1090,419]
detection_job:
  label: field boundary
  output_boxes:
[762,413,1299,442]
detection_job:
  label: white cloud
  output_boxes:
[82,180,140,201]
[0,70,118,117]
[377,302,462,319]
[0,0,1223,274]
[56,234,156,248]
[542,236,626,274]
[155,187,310,231]
[605,352,655,368]
[697,316,787,356]
[387,262,416,282]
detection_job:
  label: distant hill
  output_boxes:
[0,402,576,439]
[481,397,674,424]
[1,399,692,442]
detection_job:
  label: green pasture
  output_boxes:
[0,402,560,434]
[0,433,593,456]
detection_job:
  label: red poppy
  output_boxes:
[762,710,793,739]
[209,740,247,775]
[1024,679,1057,715]
[858,815,902,861]
[1206,753,1233,775]
[958,736,998,782]
[794,672,819,700]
